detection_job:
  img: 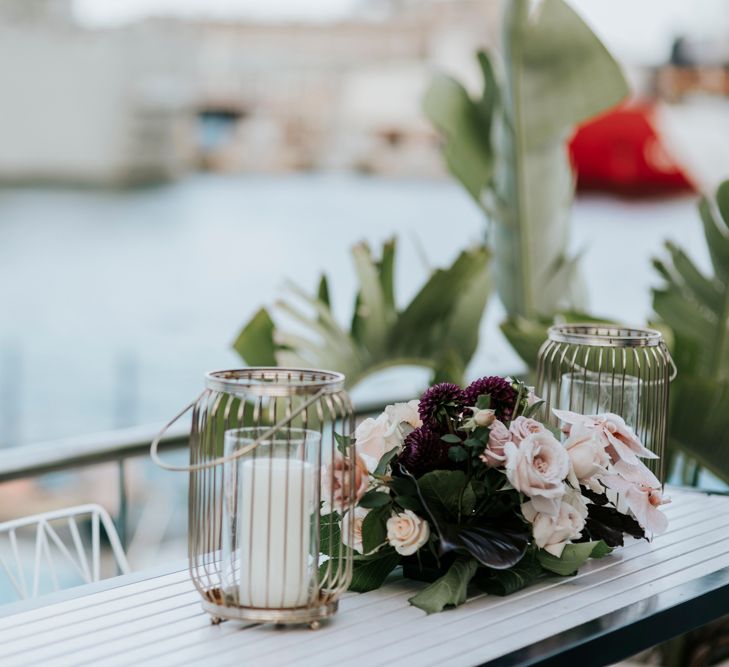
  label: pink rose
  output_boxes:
[321,455,369,513]
[479,419,511,468]
[522,489,587,557]
[504,432,569,514]
[564,429,609,489]
[509,416,547,444]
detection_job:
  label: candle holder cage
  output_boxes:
[151,368,356,628]
[536,324,676,482]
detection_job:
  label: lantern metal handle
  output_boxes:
[150,388,327,472]
[668,355,678,382]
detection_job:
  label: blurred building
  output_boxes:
[0,0,498,185]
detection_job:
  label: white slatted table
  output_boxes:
[1,488,728,667]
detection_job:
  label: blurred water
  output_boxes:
[0,172,705,447]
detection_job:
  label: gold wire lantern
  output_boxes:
[151,368,356,628]
[536,325,676,482]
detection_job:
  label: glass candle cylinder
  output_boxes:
[560,371,639,427]
[222,427,321,609]
[536,325,675,483]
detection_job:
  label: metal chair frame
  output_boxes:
[0,503,130,600]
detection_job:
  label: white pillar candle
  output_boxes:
[238,457,315,608]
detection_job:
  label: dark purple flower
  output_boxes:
[418,382,465,428]
[463,376,517,422]
[397,426,453,478]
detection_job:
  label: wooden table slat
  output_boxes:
[0,489,726,667]
[142,493,726,666]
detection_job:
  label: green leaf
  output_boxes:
[373,448,399,476]
[232,307,277,366]
[650,180,729,483]
[392,246,492,385]
[522,399,545,419]
[441,434,462,444]
[422,64,494,207]
[537,540,609,576]
[358,491,392,509]
[388,476,417,497]
[360,505,390,554]
[474,549,543,595]
[447,446,469,463]
[319,513,341,560]
[589,541,613,559]
[349,550,401,593]
[514,0,630,143]
[440,521,530,570]
[395,495,423,512]
[666,376,729,482]
[408,557,478,614]
[653,183,729,382]
[418,470,475,519]
[334,432,353,455]
[351,241,393,351]
[475,394,492,410]
[317,275,330,308]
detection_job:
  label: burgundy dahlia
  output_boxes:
[418,382,465,428]
[397,426,453,478]
[463,376,517,422]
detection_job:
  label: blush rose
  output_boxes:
[479,419,511,468]
[509,416,547,444]
[386,510,430,556]
[321,455,369,513]
[504,431,569,515]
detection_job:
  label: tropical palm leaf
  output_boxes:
[233,239,491,389]
[653,180,729,480]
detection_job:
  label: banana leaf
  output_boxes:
[233,239,491,389]
[423,0,629,320]
[653,181,729,480]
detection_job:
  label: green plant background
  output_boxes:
[233,0,729,485]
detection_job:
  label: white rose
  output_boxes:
[473,408,496,427]
[355,413,403,473]
[341,507,370,554]
[384,400,422,431]
[564,428,609,489]
[509,416,547,445]
[386,510,430,556]
[522,488,587,557]
[504,432,569,514]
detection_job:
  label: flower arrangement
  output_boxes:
[322,376,669,614]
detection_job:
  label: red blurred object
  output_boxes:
[569,101,695,196]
